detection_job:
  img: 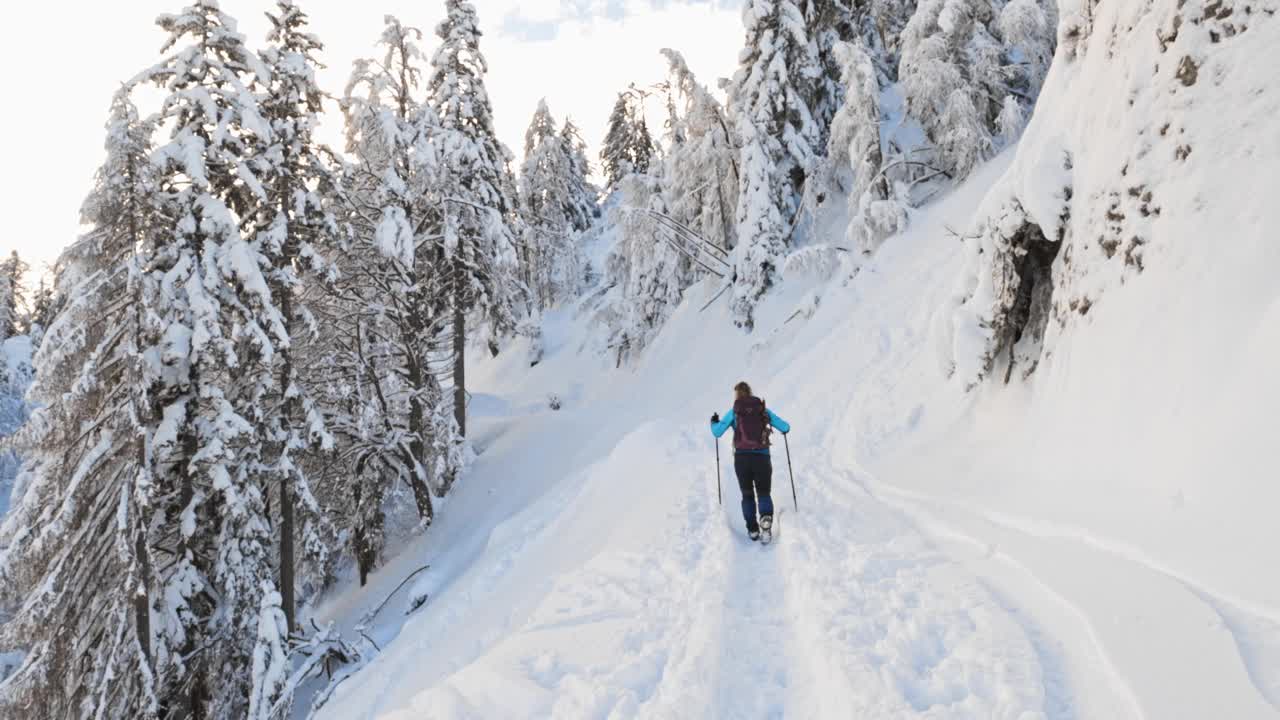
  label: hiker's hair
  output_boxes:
[734,381,752,398]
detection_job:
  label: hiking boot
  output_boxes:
[749,530,761,541]
[760,515,773,532]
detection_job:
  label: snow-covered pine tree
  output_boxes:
[727,0,822,328]
[22,276,54,350]
[826,40,909,255]
[319,17,458,574]
[601,88,656,191]
[0,268,12,346]
[899,0,984,177]
[659,49,739,254]
[899,0,1055,177]
[255,0,339,643]
[519,100,588,308]
[0,253,27,339]
[602,95,631,188]
[998,0,1055,118]
[523,99,558,158]
[519,100,557,307]
[0,88,165,720]
[805,0,858,158]
[427,0,520,441]
[559,119,599,232]
[142,3,290,714]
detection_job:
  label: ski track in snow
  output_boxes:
[774,464,1050,720]
[711,518,789,719]
[859,473,1280,719]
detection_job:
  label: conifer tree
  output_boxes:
[726,0,821,328]
[601,88,656,190]
[0,87,165,720]
[0,268,12,345]
[0,252,27,339]
[559,118,599,232]
[900,0,1055,176]
[142,3,285,713]
[427,0,520,441]
[805,0,858,154]
[519,100,591,308]
[255,0,338,640]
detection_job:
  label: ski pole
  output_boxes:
[715,435,722,506]
[783,432,797,511]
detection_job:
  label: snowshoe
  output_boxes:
[749,530,761,542]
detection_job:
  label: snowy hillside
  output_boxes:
[301,0,1280,715]
[3,0,1277,716]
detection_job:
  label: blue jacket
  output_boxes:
[710,407,791,455]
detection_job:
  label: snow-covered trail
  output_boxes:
[313,427,1062,718]
[708,511,790,718]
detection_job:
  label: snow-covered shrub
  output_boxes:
[783,245,855,284]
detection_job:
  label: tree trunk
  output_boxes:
[357,535,371,587]
[401,296,437,518]
[280,476,295,631]
[453,288,466,438]
[132,460,152,666]
[278,281,297,633]
[173,422,201,720]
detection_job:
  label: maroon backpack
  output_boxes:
[733,396,772,451]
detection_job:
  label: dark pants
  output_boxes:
[734,453,774,533]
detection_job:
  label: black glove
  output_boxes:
[711,413,720,424]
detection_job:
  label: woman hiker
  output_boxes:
[710,381,791,541]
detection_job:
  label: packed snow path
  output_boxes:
[313,426,1060,719]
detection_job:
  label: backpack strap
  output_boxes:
[762,398,773,445]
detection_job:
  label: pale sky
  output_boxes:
[0,0,744,277]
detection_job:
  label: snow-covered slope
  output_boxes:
[303,0,1280,715]
[310,156,1072,719]
[901,0,1280,715]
